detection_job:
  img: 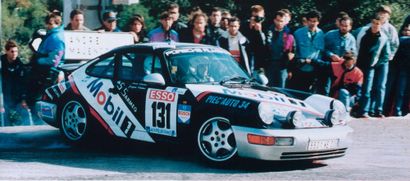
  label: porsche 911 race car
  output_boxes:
[36,43,353,163]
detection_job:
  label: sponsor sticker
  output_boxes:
[41,103,55,118]
[205,95,250,110]
[177,104,191,124]
[148,90,176,102]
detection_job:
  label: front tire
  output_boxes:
[196,117,238,163]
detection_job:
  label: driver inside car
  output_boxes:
[175,60,197,83]
[195,63,214,83]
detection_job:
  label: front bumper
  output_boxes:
[232,125,353,161]
[35,101,58,127]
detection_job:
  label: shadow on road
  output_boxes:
[0,127,327,174]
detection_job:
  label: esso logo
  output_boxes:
[149,90,176,102]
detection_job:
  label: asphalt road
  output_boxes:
[0,115,409,180]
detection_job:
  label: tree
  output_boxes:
[116,3,155,30]
[1,0,62,61]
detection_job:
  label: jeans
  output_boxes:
[359,63,389,115]
[317,76,331,96]
[338,89,354,111]
[394,69,410,115]
[266,61,288,88]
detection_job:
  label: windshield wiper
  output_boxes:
[219,76,249,85]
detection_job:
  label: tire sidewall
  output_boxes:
[195,116,238,164]
[58,97,91,145]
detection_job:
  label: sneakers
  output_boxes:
[357,113,370,118]
[372,112,385,118]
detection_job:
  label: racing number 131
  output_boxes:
[151,102,171,129]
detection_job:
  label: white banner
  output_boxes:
[64,31,134,60]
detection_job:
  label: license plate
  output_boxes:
[308,139,339,151]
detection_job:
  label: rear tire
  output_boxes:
[59,99,90,144]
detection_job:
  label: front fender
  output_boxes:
[192,93,263,128]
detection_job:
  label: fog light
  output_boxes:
[275,137,294,146]
[287,111,305,128]
[324,110,340,127]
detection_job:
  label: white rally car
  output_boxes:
[36,43,353,163]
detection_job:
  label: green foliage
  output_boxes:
[116,3,155,31]
[1,0,62,61]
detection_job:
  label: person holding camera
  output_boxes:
[240,5,268,75]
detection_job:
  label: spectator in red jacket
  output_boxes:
[310,52,363,111]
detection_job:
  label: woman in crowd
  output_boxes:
[124,14,148,43]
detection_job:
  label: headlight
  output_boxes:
[286,111,305,128]
[324,110,341,127]
[329,99,349,124]
[258,102,275,125]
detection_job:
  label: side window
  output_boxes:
[152,56,162,74]
[118,52,153,81]
[86,55,116,78]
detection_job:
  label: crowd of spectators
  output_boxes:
[1,3,409,126]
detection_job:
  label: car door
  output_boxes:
[114,50,180,140]
[74,50,154,143]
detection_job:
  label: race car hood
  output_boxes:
[186,84,328,117]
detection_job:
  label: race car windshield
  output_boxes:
[165,51,250,84]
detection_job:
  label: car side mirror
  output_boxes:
[29,29,47,53]
[143,73,165,86]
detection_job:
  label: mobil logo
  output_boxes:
[222,88,276,101]
[149,90,176,102]
[86,78,136,138]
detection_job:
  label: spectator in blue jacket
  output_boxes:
[319,16,357,95]
[289,10,324,92]
[37,10,65,68]
[28,10,65,110]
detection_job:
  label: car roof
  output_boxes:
[110,42,226,53]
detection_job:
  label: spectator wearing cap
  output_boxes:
[95,11,121,32]
[65,9,90,31]
[148,11,179,42]
[375,5,399,60]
